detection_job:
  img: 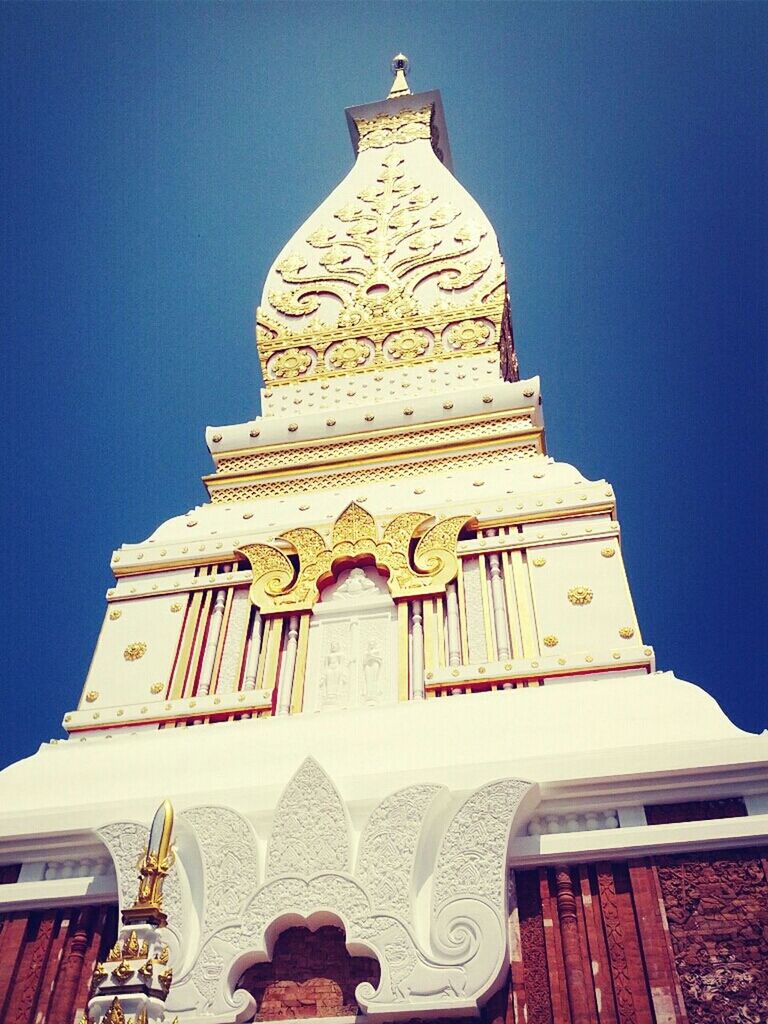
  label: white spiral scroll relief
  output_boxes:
[144,761,535,1022]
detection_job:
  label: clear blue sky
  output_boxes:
[1,1,766,769]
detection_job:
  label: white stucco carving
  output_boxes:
[305,567,398,713]
[264,756,350,879]
[125,756,537,1022]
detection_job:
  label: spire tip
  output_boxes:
[388,53,411,99]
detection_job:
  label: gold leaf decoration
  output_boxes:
[237,502,473,613]
[385,328,430,361]
[269,347,313,380]
[567,586,593,606]
[123,642,147,662]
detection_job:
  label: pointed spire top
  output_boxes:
[388,53,411,98]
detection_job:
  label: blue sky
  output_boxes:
[1,1,765,769]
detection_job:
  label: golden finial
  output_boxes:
[388,53,411,98]
[122,799,175,927]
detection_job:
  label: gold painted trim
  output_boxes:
[205,430,544,489]
[168,589,204,701]
[426,659,651,692]
[261,617,284,698]
[500,545,523,659]
[254,614,270,691]
[398,602,410,701]
[184,588,212,700]
[510,548,538,658]
[211,407,538,465]
[423,598,437,674]
[435,595,446,668]
[456,559,469,664]
[289,614,311,714]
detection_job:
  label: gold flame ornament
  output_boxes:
[122,799,175,927]
[237,502,473,614]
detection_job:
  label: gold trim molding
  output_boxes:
[237,501,473,613]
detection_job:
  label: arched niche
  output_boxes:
[304,564,398,714]
[236,921,381,1021]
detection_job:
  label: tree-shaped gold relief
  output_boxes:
[257,113,509,383]
[236,502,473,613]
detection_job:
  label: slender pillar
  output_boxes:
[277,615,300,714]
[242,608,263,691]
[486,530,511,660]
[48,907,94,1022]
[197,568,230,696]
[554,864,592,1024]
[411,601,425,700]
[445,582,462,667]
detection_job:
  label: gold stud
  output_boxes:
[523,389,534,398]
[451,668,459,677]
[213,697,221,705]
[123,642,147,661]
[585,655,594,663]
[140,706,148,714]
[326,418,336,426]
[64,714,72,723]
[557,657,566,665]
[482,394,493,404]
[530,661,539,669]
[189,700,196,708]
[249,428,260,438]
[504,662,513,671]
[92,712,100,720]
[288,423,298,432]
[543,635,558,647]
[478,666,486,674]
[403,407,414,415]
[601,547,616,558]
[618,626,635,639]
[85,690,99,703]
[644,647,653,656]
[116,709,124,716]
[212,433,222,443]
[109,609,122,621]
[170,602,182,613]
[243,512,253,519]
[443,401,454,410]
[532,557,546,567]
[150,683,163,694]
[165,702,172,710]
[612,652,621,659]
[186,520,197,528]
[112,554,121,563]
[364,414,374,422]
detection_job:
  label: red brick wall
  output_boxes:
[511,847,768,1024]
[645,798,747,825]
[0,902,117,1024]
[237,925,380,1019]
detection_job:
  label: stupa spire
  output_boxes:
[388,52,412,98]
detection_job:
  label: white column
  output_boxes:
[411,601,425,700]
[445,581,462,667]
[197,566,230,696]
[277,614,300,715]
[242,608,263,691]
[486,532,511,661]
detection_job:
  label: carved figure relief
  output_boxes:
[305,567,397,714]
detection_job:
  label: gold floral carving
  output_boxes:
[259,147,497,377]
[109,609,122,620]
[618,626,635,638]
[567,586,593,606]
[85,690,99,702]
[601,546,616,558]
[543,635,559,647]
[444,319,492,350]
[123,642,147,661]
[354,106,432,152]
[150,682,164,694]
[237,501,473,613]
[269,347,313,380]
[385,328,430,361]
[328,338,371,370]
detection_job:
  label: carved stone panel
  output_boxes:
[304,567,398,714]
